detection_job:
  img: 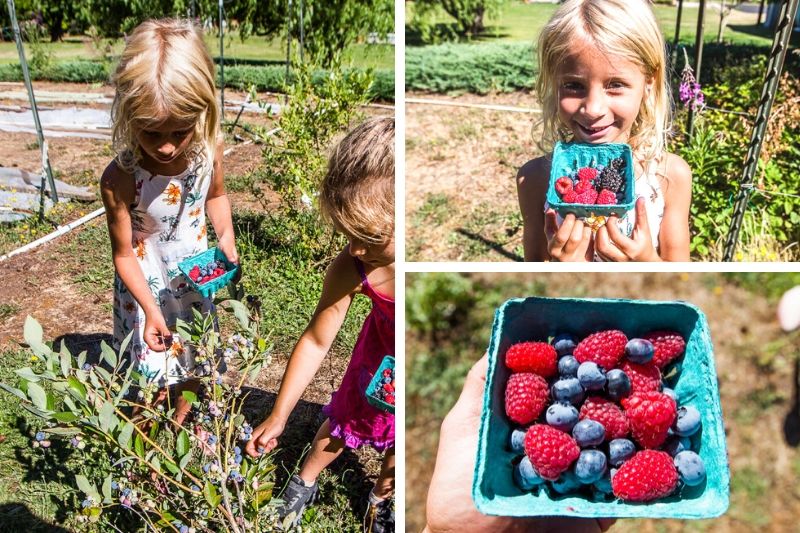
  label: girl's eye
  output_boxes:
[562,82,584,92]
[143,130,159,137]
[173,130,192,137]
[607,81,627,90]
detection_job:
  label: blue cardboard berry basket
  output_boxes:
[177,247,239,298]
[546,141,636,218]
[473,297,730,519]
[366,355,395,414]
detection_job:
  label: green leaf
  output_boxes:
[77,350,87,370]
[163,459,179,475]
[75,474,101,501]
[98,401,117,433]
[59,350,72,378]
[20,403,50,419]
[118,330,133,362]
[177,429,190,457]
[23,316,49,357]
[203,481,218,507]
[102,475,112,503]
[134,433,145,458]
[221,299,250,329]
[0,383,28,402]
[181,390,197,404]
[26,381,47,410]
[100,341,117,368]
[67,376,87,400]
[52,412,79,423]
[15,367,41,383]
[150,456,161,473]
[118,421,134,450]
[179,451,192,471]
[44,426,81,436]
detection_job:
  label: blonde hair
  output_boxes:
[320,117,395,245]
[535,0,671,166]
[110,18,219,172]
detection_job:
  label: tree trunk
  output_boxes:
[470,5,485,36]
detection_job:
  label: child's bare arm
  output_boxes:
[100,161,171,350]
[656,153,692,261]
[205,137,238,265]
[245,250,360,456]
[517,158,550,261]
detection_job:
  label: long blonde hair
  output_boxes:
[110,18,219,172]
[535,0,671,166]
[319,117,395,245]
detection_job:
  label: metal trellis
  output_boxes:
[5,0,58,217]
[722,0,800,261]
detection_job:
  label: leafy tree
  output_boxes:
[414,0,502,38]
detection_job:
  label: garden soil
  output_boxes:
[407,272,800,533]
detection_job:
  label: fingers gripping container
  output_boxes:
[177,247,239,298]
[547,141,636,218]
[366,355,395,414]
[472,297,730,519]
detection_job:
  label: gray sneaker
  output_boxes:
[278,475,319,525]
[363,497,394,533]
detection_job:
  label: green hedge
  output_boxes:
[406,42,535,94]
[0,61,394,101]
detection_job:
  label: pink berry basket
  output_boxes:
[472,297,730,519]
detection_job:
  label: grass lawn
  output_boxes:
[406,0,800,48]
[0,32,394,70]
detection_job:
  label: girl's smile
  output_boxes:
[557,41,651,144]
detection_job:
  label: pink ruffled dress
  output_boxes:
[321,257,395,452]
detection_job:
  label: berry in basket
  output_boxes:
[504,329,706,503]
[554,156,628,206]
[370,367,395,406]
[189,260,227,284]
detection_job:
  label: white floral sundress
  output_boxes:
[112,157,213,386]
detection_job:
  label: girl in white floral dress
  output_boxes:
[100,19,238,423]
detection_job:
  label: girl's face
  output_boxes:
[556,41,652,144]
[340,226,395,267]
[135,116,196,171]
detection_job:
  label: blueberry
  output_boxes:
[558,355,580,377]
[551,470,581,494]
[191,484,200,492]
[662,386,679,403]
[234,446,242,456]
[546,402,579,432]
[572,419,605,447]
[673,405,701,436]
[625,338,654,364]
[513,456,545,490]
[574,449,607,484]
[608,438,636,466]
[663,435,692,457]
[35,431,45,442]
[577,362,606,390]
[674,450,706,486]
[552,334,578,356]
[551,377,585,406]
[509,428,527,454]
[111,481,119,490]
[606,369,631,401]
[593,474,613,494]
[180,526,189,533]
[122,488,131,496]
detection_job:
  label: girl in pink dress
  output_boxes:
[245,117,395,532]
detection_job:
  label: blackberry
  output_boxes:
[594,157,626,193]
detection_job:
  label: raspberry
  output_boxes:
[562,190,578,203]
[574,330,627,370]
[555,177,573,196]
[579,396,629,440]
[505,373,549,425]
[524,424,580,480]
[611,450,678,502]
[642,331,686,368]
[505,342,557,377]
[574,179,593,194]
[622,391,676,448]
[596,189,617,205]
[574,187,598,204]
[620,361,661,394]
[577,167,598,181]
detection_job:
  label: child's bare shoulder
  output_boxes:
[324,248,363,295]
[100,160,135,206]
[517,155,551,204]
[657,152,692,195]
[517,155,551,182]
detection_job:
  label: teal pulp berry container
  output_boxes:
[547,141,636,218]
[177,247,239,298]
[473,297,730,519]
[366,355,395,414]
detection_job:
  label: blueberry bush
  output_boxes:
[0,298,292,532]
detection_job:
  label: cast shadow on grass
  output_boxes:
[0,503,70,533]
[455,228,524,262]
[784,356,800,447]
[52,332,114,364]
[239,387,378,519]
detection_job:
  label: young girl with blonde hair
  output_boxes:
[244,116,395,532]
[100,18,238,422]
[518,0,692,261]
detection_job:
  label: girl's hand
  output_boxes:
[217,234,241,283]
[595,198,660,262]
[143,310,173,352]
[544,209,593,262]
[244,416,285,457]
